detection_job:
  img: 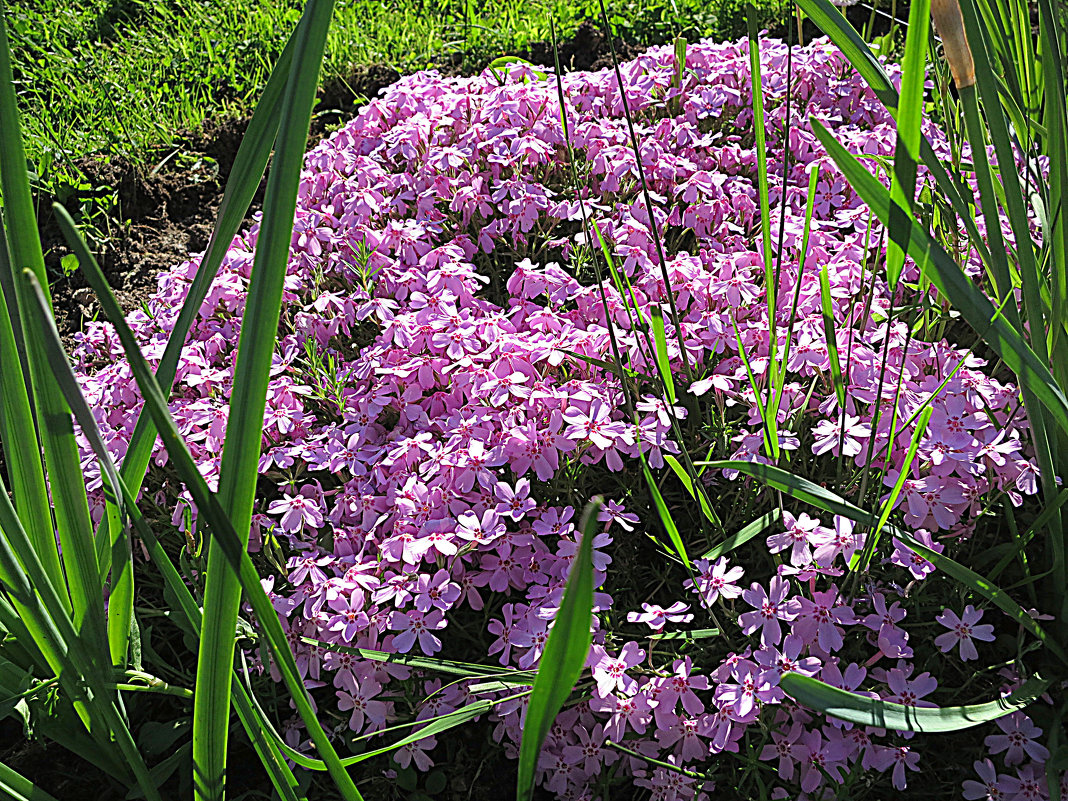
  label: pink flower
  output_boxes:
[390,609,446,655]
[984,712,1050,766]
[685,556,744,605]
[792,586,857,652]
[962,758,1012,801]
[494,478,536,521]
[870,744,920,790]
[593,641,646,696]
[336,674,388,733]
[268,492,325,533]
[934,605,996,661]
[884,668,937,708]
[626,601,693,632]
[739,576,801,646]
[766,511,823,566]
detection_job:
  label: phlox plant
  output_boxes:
[0,0,384,799]
[61,1,1068,799]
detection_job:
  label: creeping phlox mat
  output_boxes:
[74,37,1043,800]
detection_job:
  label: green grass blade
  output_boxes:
[884,0,929,291]
[303,640,538,681]
[773,165,820,406]
[732,315,779,460]
[114,12,301,499]
[71,16,304,664]
[817,266,847,411]
[641,454,692,569]
[516,498,601,801]
[701,509,781,560]
[781,672,1050,732]
[17,265,134,664]
[699,459,876,525]
[0,4,66,601]
[700,458,1066,662]
[809,118,1068,436]
[895,530,1068,664]
[650,305,676,404]
[795,0,991,263]
[193,2,337,798]
[0,759,61,801]
[73,204,360,801]
[51,212,134,666]
[746,5,775,368]
[849,406,932,572]
[663,454,721,529]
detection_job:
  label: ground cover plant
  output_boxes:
[57,0,1068,797]
[2,0,1067,798]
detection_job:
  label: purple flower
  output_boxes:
[984,712,1050,766]
[593,641,645,696]
[626,601,693,632]
[390,609,446,655]
[934,605,996,661]
[685,556,744,605]
[739,576,801,646]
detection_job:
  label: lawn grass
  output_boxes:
[6,0,783,212]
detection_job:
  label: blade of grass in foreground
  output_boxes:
[71,232,360,799]
[808,118,1068,437]
[701,458,1067,663]
[516,497,602,801]
[21,261,303,801]
[781,671,1049,732]
[883,0,929,291]
[193,2,336,798]
[0,2,67,603]
[95,10,304,667]
[0,760,61,801]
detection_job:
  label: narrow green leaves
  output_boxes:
[193,2,336,798]
[0,4,67,604]
[809,118,1068,437]
[517,498,601,801]
[781,672,1050,732]
[884,0,929,290]
[641,454,692,569]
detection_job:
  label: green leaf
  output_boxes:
[641,455,692,569]
[0,759,61,801]
[192,3,338,799]
[69,161,361,801]
[650,305,676,404]
[0,4,71,611]
[701,509,781,561]
[884,0,929,290]
[808,118,1068,438]
[818,266,846,411]
[516,498,601,801]
[663,454,721,529]
[781,672,1050,732]
[894,530,1068,665]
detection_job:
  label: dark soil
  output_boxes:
[39,21,643,349]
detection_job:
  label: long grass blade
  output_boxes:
[884,0,929,291]
[0,2,66,601]
[193,2,337,798]
[781,671,1050,732]
[72,200,361,800]
[516,498,601,801]
[809,118,1068,436]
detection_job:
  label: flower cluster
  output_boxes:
[73,35,1051,800]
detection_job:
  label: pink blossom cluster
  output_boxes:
[72,35,1052,800]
